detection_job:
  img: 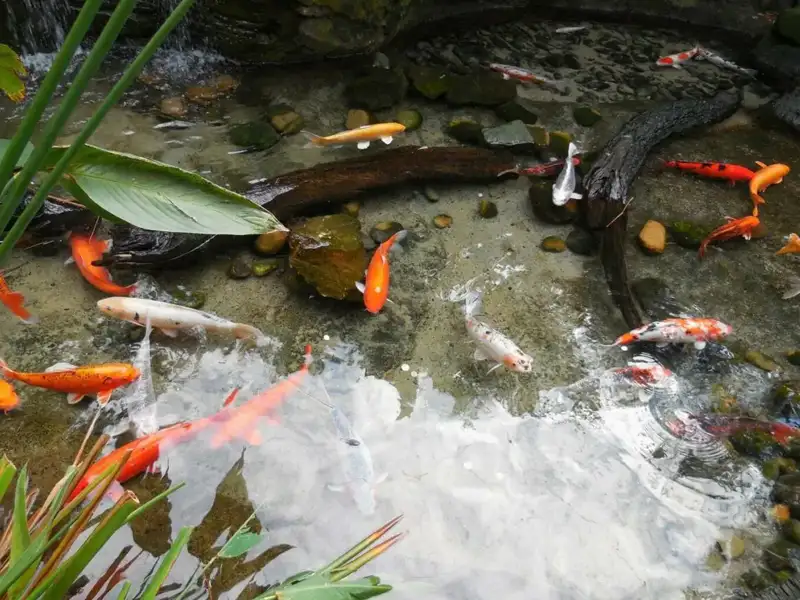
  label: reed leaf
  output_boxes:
[139,526,193,600]
[0,455,16,502]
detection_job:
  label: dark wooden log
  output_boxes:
[582,91,741,328]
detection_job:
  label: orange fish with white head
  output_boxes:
[750,162,790,208]
[68,233,137,296]
[777,233,800,255]
[355,230,407,314]
[698,215,760,258]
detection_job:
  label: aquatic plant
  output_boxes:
[0,45,26,103]
[0,0,283,268]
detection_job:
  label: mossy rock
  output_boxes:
[778,8,800,46]
[166,285,206,309]
[540,236,566,253]
[668,220,714,250]
[764,539,800,571]
[526,125,550,147]
[566,228,597,255]
[573,105,602,127]
[528,180,578,225]
[266,103,305,135]
[775,473,800,517]
[478,199,498,219]
[289,214,367,300]
[495,98,539,124]
[704,550,725,572]
[446,118,486,145]
[228,255,252,279]
[549,131,572,157]
[341,201,361,218]
[229,121,280,150]
[345,66,408,110]
[785,519,800,544]
[729,429,785,459]
[406,65,451,100]
[787,350,800,366]
[746,350,781,372]
[252,260,279,277]
[445,72,517,107]
[395,108,422,131]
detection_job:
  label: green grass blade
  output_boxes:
[0,0,104,199]
[139,526,193,600]
[322,516,403,574]
[0,455,16,501]
[115,581,131,600]
[330,534,405,583]
[0,0,197,267]
[10,465,38,597]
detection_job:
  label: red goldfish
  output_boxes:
[0,360,140,405]
[660,159,755,184]
[356,230,407,314]
[68,234,136,296]
[0,272,36,324]
[694,414,800,445]
[698,215,760,258]
[0,380,20,413]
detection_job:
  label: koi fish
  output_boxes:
[67,234,136,296]
[777,233,800,256]
[464,291,533,374]
[656,47,700,68]
[498,157,581,179]
[609,318,732,350]
[612,364,673,386]
[0,380,20,413]
[302,123,406,150]
[355,230,407,314]
[698,215,760,258]
[0,360,140,405]
[555,26,588,34]
[0,272,36,324]
[487,63,555,86]
[552,142,582,206]
[660,159,755,184]
[97,297,266,344]
[696,47,757,78]
[694,414,800,445]
[750,162,790,207]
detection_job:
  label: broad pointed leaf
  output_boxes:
[0,455,16,501]
[219,529,264,559]
[44,144,286,236]
[0,139,34,169]
[0,44,26,103]
[259,573,392,600]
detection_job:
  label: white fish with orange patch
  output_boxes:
[464,291,532,374]
[608,317,732,350]
[656,46,700,69]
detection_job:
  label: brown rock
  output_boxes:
[210,74,239,93]
[638,220,667,254]
[160,97,187,118]
[346,109,372,130]
[254,230,289,255]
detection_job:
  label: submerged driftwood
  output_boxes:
[100,146,516,269]
[582,91,741,328]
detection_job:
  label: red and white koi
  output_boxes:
[655,47,700,69]
[612,364,673,387]
[464,291,532,374]
[609,318,732,350]
[487,63,555,87]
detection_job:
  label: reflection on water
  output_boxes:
[81,339,772,599]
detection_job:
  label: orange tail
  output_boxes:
[1,291,37,324]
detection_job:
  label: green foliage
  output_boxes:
[0,45,26,103]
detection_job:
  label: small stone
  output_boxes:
[544,53,565,68]
[482,120,537,154]
[478,199,498,219]
[167,285,206,309]
[210,74,239,93]
[549,131,572,157]
[638,220,667,254]
[160,97,187,118]
[528,180,578,225]
[370,221,404,244]
[254,230,288,255]
[423,186,440,203]
[787,350,800,366]
[704,550,725,572]
[765,460,782,480]
[668,220,714,250]
[566,228,597,255]
[445,72,517,107]
[777,8,800,46]
[252,261,279,277]
[433,214,453,229]
[346,109,373,130]
[764,540,800,571]
[564,53,582,70]
[395,109,422,131]
[495,98,539,124]
[185,86,219,105]
[745,350,781,372]
[774,504,792,522]
[267,106,305,135]
[541,236,567,253]
[572,105,602,127]
[446,118,486,145]
[786,519,800,544]
[527,125,550,147]
[341,201,360,218]
[407,65,451,100]
[229,121,280,150]
[228,255,252,279]
[345,66,408,110]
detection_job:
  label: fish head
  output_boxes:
[551,187,570,206]
[503,353,533,373]
[97,297,130,318]
[712,321,733,338]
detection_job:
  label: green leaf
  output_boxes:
[0,454,16,501]
[219,529,264,559]
[0,44,26,103]
[139,526,192,600]
[0,139,34,169]
[44,144,286,235]
[10,466,36,596]
[115,581,131,600]
[257,573,392,600]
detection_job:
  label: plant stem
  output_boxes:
[0,0,197,267]
[0,0,104,204]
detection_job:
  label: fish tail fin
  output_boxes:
[0,358,13,379]
[233,323,268,346]
[388,230,408,254]
[3,291,37,324]
[464,290,483,318]
[300,130,323,148]
[782,276,800,300]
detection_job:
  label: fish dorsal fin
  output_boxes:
[46,362,77,373]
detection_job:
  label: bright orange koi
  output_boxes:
[303,123,406,150]
[0,272,36,324]
[0,380,20,413]
[698,215,760,258]
[749,162,790,208]
[68,234,136,296]
[777,233,800,255]
[356,230,407,314]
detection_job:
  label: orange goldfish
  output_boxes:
[0,360,140,405]
[0,380,20,413]
[68,234,136,296]
[0,272,36,324]
[303,123,406,150]
[355,230,407,314]
[698,215,760,258]
[777,233,800,255]
[749,162,790,207]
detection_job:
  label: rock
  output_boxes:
[764,540,800,571]
[289,214,366,301]
[548,131,572,157]
[786,519,800,544]
[730,429,785,460]
[541,236,567,253]
[770,381,800,414]
[669,221,714,250]
[166,285,206,309]
[566,227,597,255]
[445,72,517,107]
[545,53,565,68]
[229,121,281,150]
[482,120,537,154]
[573,105,602,127]
[407,65,451,100]
[495,98,539,124]
[631,278,686,322]
[185,86,220,105]
[746,350,781,372]
[369,221,403,244]
[478,199,498,219]
[528,180,578,225]
[373,52,390,69]
[740,569,774,592]
[446,118,486,145]
[423,186,440,203]
[160,97,187,118]
[346,109,373,130]
[341,201,360,218]
[527,125,550,147]
[704,550,725,572]
[210,74,239,94]
[766,458,798,481]
[775,504,793,523]
[564,53,582,70]
[228,255,252,279]
[433,214,453,229]
[777,474,800,518]
[254,230,288,255]
[395,108,422,131]
[788,350,800,366]
[638,220,667,255]
[345,67,408,110]
[252,260,279,277]
[778,8,800,46]
[266,104,304,135]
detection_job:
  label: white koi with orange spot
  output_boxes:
[656,47,700,69]
[463,291,532,374]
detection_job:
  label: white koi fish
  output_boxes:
[487,63,556,87]
[464,291,533,374]
[97,297,267,344]
[555,26,589,34]
[608,318,732,350]
[696,47,757,78]
[552,142,582,206]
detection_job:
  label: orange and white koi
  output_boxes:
[656,47,700,68]
[67,233,136,296]
[488,63,556,86]
[0,272,36,324]
[698,215,760,258]
[355,230,407,314]
[610,318,732,350]
[777,233,800,255]
[302,123,406,150]
[464,291,532,374]
[612,364,673,386]
[0,360,140,405]
[0,380,20,413]
[750,162,790,207]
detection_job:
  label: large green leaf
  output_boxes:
[0,139,34,169]
[0,455,16,501]
[219,528,264,559]
[0,44,26,103]
[259,573,392,600]
[44,144,286,235]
